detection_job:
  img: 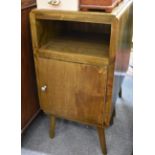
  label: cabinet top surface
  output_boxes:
[31,0,132,24]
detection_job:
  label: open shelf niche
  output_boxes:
[36,19,111,65]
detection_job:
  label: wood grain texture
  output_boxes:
[49,115,56,138]
[115,1,133,72]
[21,5,40,130]
[30,0,132,23]
[36,57,107,126]
[30,9,115,24]
[97,127,107,154]
[37,32,109,66]
[21,0,36,9]
[39,33,109,58]
[30,1,133,153]
[30,0,133,132]
[80,0,116,6]
[80,0,123,13]
[30,18,111,66]
[104,0,133,126]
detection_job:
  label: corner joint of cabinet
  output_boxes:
[111,15,119,25]
[30,11,36,22]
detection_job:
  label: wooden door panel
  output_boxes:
[36,57,107,125]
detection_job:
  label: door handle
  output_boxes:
[41,85,47,92]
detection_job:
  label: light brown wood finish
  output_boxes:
[39,33,109,59]
[49,115,56,138]
[97,127,107,154]
[30,0,133,154]
[36,57,107,126]
[30,0,132,24]
[37,30,110,66]
[31,19,111,65]
[31,10,115,24]
[104,0,133,126]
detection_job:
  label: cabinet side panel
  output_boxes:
[104,3,133,126]
[115,3,133,73]
[113,3,133,104]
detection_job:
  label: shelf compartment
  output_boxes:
[38,32,109,66]
[34,19,111,65]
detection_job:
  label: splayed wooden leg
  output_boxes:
[119,87,122,98]
[97,127,107,155]
[49,115,56,139]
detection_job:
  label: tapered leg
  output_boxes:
[119,87,122,98]
[110,108,116,126]
[49,115,56,139]
[97,127,107,155]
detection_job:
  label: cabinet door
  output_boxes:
[36,57,107,125]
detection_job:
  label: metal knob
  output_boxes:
[41,85,47,92]
[48,0,61,6]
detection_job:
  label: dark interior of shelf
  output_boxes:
[36,19,111,59]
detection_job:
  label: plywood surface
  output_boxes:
[38,32,109,66]
[36,58,107,125]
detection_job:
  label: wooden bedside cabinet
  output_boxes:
[30,0,132,154]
